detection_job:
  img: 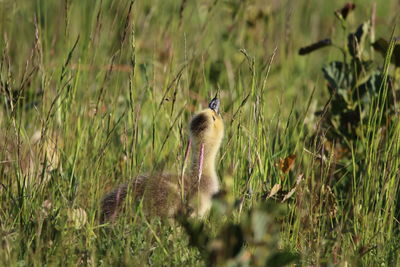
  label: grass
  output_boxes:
[1,0,399,265]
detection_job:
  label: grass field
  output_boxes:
[1,0,400,265]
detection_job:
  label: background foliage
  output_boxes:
[1,0,399,265]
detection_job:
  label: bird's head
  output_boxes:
[189,97,224,150]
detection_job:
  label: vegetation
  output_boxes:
[1,0,399,265]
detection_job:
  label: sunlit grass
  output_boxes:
[1,0,399,265]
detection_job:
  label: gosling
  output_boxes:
[100,97,224,222]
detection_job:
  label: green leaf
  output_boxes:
[322,61,352,93]
[252,209,269,242]
[265,251,299,266]
[217,224,244,259]
[356,72,384,104]
[372,38,400,67]
[347,22,369,58]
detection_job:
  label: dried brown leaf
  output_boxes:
[281,174,304,203]
[267,183,281,199]
[277,154,296,174]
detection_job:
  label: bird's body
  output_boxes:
[100,98,224,222]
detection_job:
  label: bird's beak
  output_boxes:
[208,97,220,113]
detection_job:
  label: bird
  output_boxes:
[100,97,224,223]
[0,129,60,188]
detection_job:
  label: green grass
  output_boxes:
[1,0,399,265]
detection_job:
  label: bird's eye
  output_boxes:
[212,116,216,121]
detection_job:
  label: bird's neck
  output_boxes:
[189,142,220,193]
